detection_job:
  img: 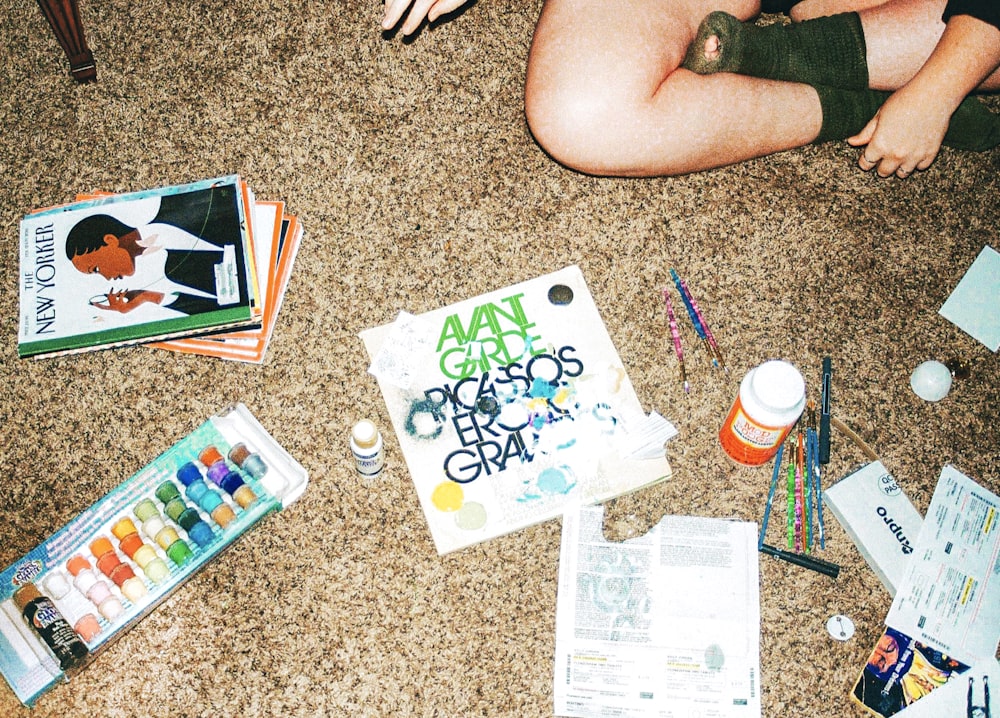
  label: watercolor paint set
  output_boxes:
[0,403,308,707]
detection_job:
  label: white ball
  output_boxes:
[910,360,953,402]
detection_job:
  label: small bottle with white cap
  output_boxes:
[351,420,384,477]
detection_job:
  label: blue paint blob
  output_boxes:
[197,490,223,513]
[185,481,208,503]
[529,377,557,399]
[405,398,446,440]
[176,462,203,486]
[537,468,570,495]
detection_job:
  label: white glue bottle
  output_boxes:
[351,419,384,477]
[719,359,806,466]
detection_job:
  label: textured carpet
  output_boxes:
[1,0,997,716]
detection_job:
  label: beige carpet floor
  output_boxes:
[1,0,997,716]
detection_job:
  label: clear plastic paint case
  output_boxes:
[0,403,308,707]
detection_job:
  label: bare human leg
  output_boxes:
[523,0,823,176]
[788,0,887,20]
[793,0,1000,90]
[675,0,1000,151]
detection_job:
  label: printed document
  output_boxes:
[554,505,761,718]
[886,465,1000,666]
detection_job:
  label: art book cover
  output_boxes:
[851,626,970,718]
[18,175,260,359]
[360,265,672,555]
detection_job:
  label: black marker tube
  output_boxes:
[13,583,90,671]
[819,357,832,465]
[760,544,840,579]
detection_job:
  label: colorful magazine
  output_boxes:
[851,627,970,717]
[151,207,303,363]
[360,265,672,555]
[69,190,301,364]
[18,176,260,359]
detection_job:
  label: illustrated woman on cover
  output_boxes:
[64,184,250,316]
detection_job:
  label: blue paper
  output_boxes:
[939,246,1000,351]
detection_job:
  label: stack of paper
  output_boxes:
[850,466,1000,718]
[554,505,761,718]
[18,175,301,363]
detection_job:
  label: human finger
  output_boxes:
[401,0,438,34]
[875,158,902,179]
[847,118,876,148]
[382,0,412,30]
[857,151,879,172]
[428,0,468,22]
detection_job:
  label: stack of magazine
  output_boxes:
[17,175,301,363]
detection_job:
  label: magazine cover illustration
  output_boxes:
[19,176,258,358]
[852,626,970,717]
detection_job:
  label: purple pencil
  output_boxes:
[676,274,726,372]
[663,290,689,393]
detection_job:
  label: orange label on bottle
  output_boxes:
[719,396,793,466]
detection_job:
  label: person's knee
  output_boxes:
[525,79,657,176]
[525,77,707,177]
[525,80,608,174]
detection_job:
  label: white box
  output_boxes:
[823,461,923,595]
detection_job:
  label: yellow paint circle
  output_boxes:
[431,481,464,512]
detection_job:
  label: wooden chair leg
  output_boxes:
[35,0,96,82]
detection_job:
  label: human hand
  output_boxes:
[847,87,953,179]
[91,289,164,313]
[382,0,471,36]
[90,289,130,313]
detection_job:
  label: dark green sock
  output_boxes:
[682,11,868,90]
[813,85,1000,151]
[943,97,1000,151]
[812,85,887,143]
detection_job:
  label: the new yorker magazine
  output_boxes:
[361,265,673,554]
[18,175,259,359]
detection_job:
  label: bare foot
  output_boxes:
[702,34,721,62]
[681,11,743,75]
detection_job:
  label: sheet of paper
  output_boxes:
[886,465,1000,666]
[938,245,1000,351]
[554,505,760,718]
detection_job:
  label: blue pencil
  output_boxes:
[669,268,715,365]
[670,269,704,335]
[811,428,827,549]
[758,443,784,549]
[671,268,725,371]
